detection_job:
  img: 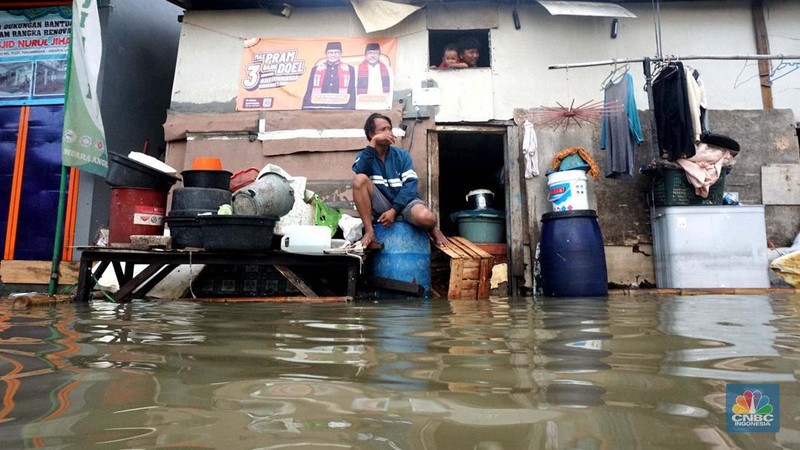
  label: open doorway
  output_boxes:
[428,127,509,295]
[434,131,506,235]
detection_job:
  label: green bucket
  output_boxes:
[452,209,505,243]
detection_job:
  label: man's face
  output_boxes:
[365,50,381,65]
[460,48,479,67]
[371,118,392,139]
[326,49,341,64]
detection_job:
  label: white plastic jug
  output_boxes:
[280,225,331,254]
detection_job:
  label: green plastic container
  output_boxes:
[453,210,505,243]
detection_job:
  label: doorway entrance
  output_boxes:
[427,126,509,294]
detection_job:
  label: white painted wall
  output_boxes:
[170,0,800,121]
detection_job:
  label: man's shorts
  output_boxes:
[371,188,425,223]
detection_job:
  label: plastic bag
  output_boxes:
[313,194,342,237]
[338,214,363,243]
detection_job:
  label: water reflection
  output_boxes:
[0,294,798,448]
[658,295,793,382]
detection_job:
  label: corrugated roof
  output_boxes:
[163,0,665,12]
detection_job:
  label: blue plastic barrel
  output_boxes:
[539,210,608,297]
[371,220,431,297]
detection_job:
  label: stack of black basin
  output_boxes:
[165,169,232,249]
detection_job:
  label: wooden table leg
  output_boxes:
[345,261,358,298]
[75,259,93,302]
[112,261,126,285]
[132,264,179,299]
[112,264,166,303]
[75,259,110,302]
[274,265,318,297]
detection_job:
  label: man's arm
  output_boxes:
[390,149,419,213]
[352,148,371,175]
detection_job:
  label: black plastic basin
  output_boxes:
[106,152,179,191]
[198,214,277,251]
[181,170,233,190]
[165,216,202,249]
[171,187,232,211]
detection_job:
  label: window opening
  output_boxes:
[428,30,491,69]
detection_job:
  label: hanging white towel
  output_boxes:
[522,119,539,178]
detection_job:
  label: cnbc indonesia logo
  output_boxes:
[727,384,779,433]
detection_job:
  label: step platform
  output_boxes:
[432,237,494,300]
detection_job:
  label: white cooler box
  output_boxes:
[651,205,770,288]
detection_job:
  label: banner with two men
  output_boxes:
[237,37,397,112]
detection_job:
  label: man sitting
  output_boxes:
[352,113,448,249]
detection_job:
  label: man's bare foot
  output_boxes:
[429,228,448,248]
[360,230,376,249]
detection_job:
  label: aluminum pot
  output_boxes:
[466,189,495,210]
[231,172,295,217]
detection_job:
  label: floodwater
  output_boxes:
[1,294,799,449]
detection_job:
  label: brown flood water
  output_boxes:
[0,294,799,449]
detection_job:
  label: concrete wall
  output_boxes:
[170,1,800,122]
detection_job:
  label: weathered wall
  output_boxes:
[707,109,800,246]
[169,1,800,121]
[521,108,800,286]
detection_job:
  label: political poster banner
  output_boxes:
[0,7,70,106]
[237,37,396,111]
[61,0,107,176]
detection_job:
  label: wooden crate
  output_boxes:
[474,243,508,265]
[432,237,494,299]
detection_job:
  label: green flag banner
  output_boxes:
[62,0,107,176]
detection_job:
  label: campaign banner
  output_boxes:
[237,37,396,111]
[0,7,70,106]
[61,0,107,176]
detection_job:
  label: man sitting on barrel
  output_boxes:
[352,112,448,249]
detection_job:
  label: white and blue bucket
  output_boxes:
[547,170,589,212]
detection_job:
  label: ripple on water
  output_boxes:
[0,294,799,449]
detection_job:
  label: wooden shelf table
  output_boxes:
[75,247,362,303]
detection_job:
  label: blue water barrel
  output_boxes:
[539,210,608,297]
[371,220,431,297]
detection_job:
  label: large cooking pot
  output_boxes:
[231,172,295,217]
[466,189,495,210]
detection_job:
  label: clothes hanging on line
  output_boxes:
[600,71,643,179]
[684,66,703,143]
[690,68,709,135]
[652,61,696,162]
[522,119,539,178]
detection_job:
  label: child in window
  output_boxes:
[432,43,467,69]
